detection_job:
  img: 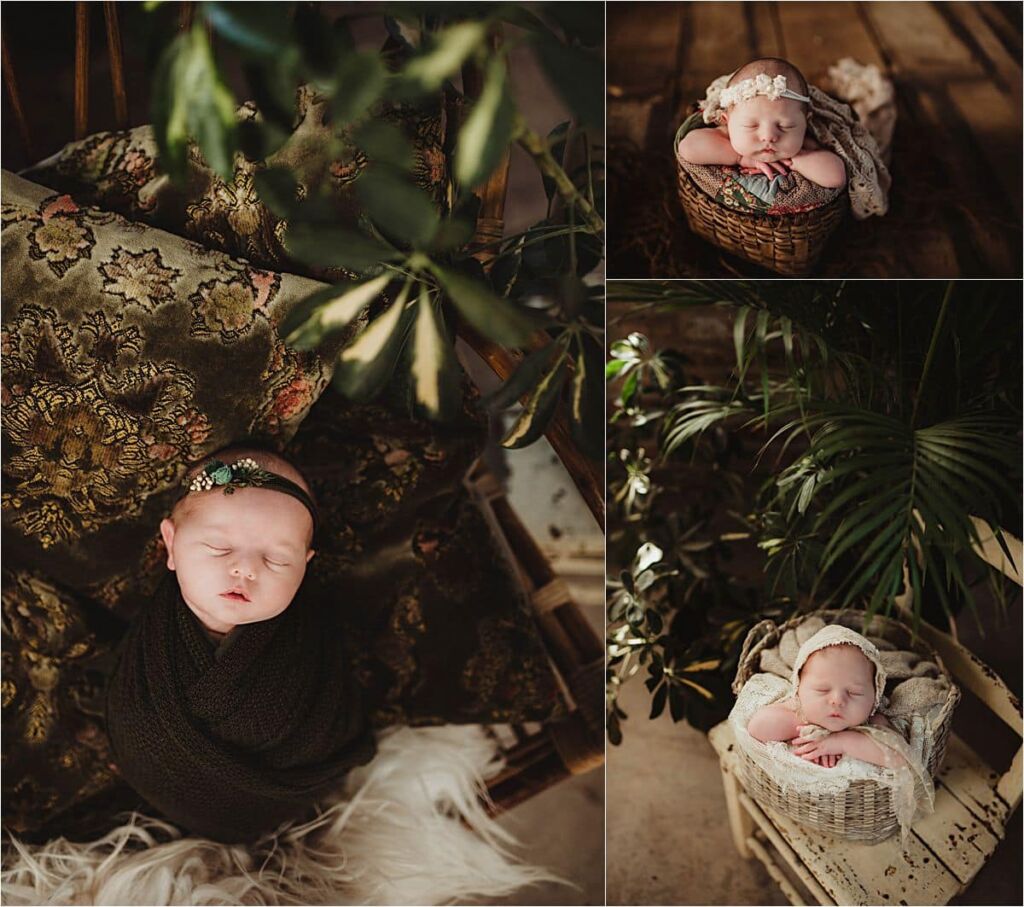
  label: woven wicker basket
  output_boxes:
[733,610,960,842]
[673,117,848,276]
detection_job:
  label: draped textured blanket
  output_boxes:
[105,575,377,844]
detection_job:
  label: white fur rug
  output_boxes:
[1,726,561,905]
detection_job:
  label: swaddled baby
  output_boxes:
[106,446,376,843]
[747,625,904,769]
[678,57,847,189]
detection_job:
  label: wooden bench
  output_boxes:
[708,619,1022,906]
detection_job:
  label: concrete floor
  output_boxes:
[486,764,605,906]
[607,678,788,906]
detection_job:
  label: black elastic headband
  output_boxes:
[180,457,319,541]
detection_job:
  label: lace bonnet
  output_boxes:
[791,624,887,711]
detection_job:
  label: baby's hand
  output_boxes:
[792,729,850,764]
[737,155,790,178]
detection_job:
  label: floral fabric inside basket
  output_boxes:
[728,614,954,840]
[675,117,842,216]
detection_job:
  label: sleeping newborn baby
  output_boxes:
[106,446,376,843]
[747,625,905,769]
[678,57,847,189]
[158,450,317,637]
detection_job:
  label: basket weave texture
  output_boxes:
[733,610,960,842]
[676,162,848,277]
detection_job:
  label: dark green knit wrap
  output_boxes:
[105,574,376,843]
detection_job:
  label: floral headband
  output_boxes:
[700,73,811,124]
[182,457,319,540]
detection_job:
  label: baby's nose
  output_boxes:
[230,562,256,580]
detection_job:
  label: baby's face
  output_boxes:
[797,644,875,731]
[725,95,807,162]
[160,488,315,634]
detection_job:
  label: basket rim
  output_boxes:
[676,156,849,227]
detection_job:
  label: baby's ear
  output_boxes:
[159,518,176,570]
[306,548,316,563]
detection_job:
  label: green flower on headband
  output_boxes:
[186,457,270,494]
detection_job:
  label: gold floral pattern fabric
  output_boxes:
[1,569,131,840]
[1,170,341,609]
[287,387,564,728]
[26,87,450,279]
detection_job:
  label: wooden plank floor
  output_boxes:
[608,1,1023,278]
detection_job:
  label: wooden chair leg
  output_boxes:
[721,763,755,859]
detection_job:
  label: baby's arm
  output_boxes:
[678,127,741,166]
[747,700,802,742]
[679,128,791,178]
[792,716,907,768]
[787,148,847,188]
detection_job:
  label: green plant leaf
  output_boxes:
[280,273,391,350]
[433,265,538,347]
[152,25,239,182]
[649,682,668,719]
[401,20,487,92]
[253,167,300,218]
[204,2,291,57]
[411,288,462,420]
[352,120,414,170]
[285,222,400,272]
[501,350,568,448]
[540,121,570,201]
[333,280,415,401]
[571,333,606,460]
[237,117,292,162]
[482,342,562,412]
[605,358,628,380]
[332,52,388,123]
[456,55,516,188]
[356,167,439,248]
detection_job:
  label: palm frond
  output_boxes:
[772,407,1020,621]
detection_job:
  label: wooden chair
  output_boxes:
[709,530,1022,905]
[1,1,605,816]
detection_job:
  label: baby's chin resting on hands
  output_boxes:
[679,127,847,189]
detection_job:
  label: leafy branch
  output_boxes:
[148,1,605,453]
[606,284,1022,743]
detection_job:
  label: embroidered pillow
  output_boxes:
[25,87,448,276]
[1,170,346,616]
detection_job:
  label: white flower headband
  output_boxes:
[700,73,811,124]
